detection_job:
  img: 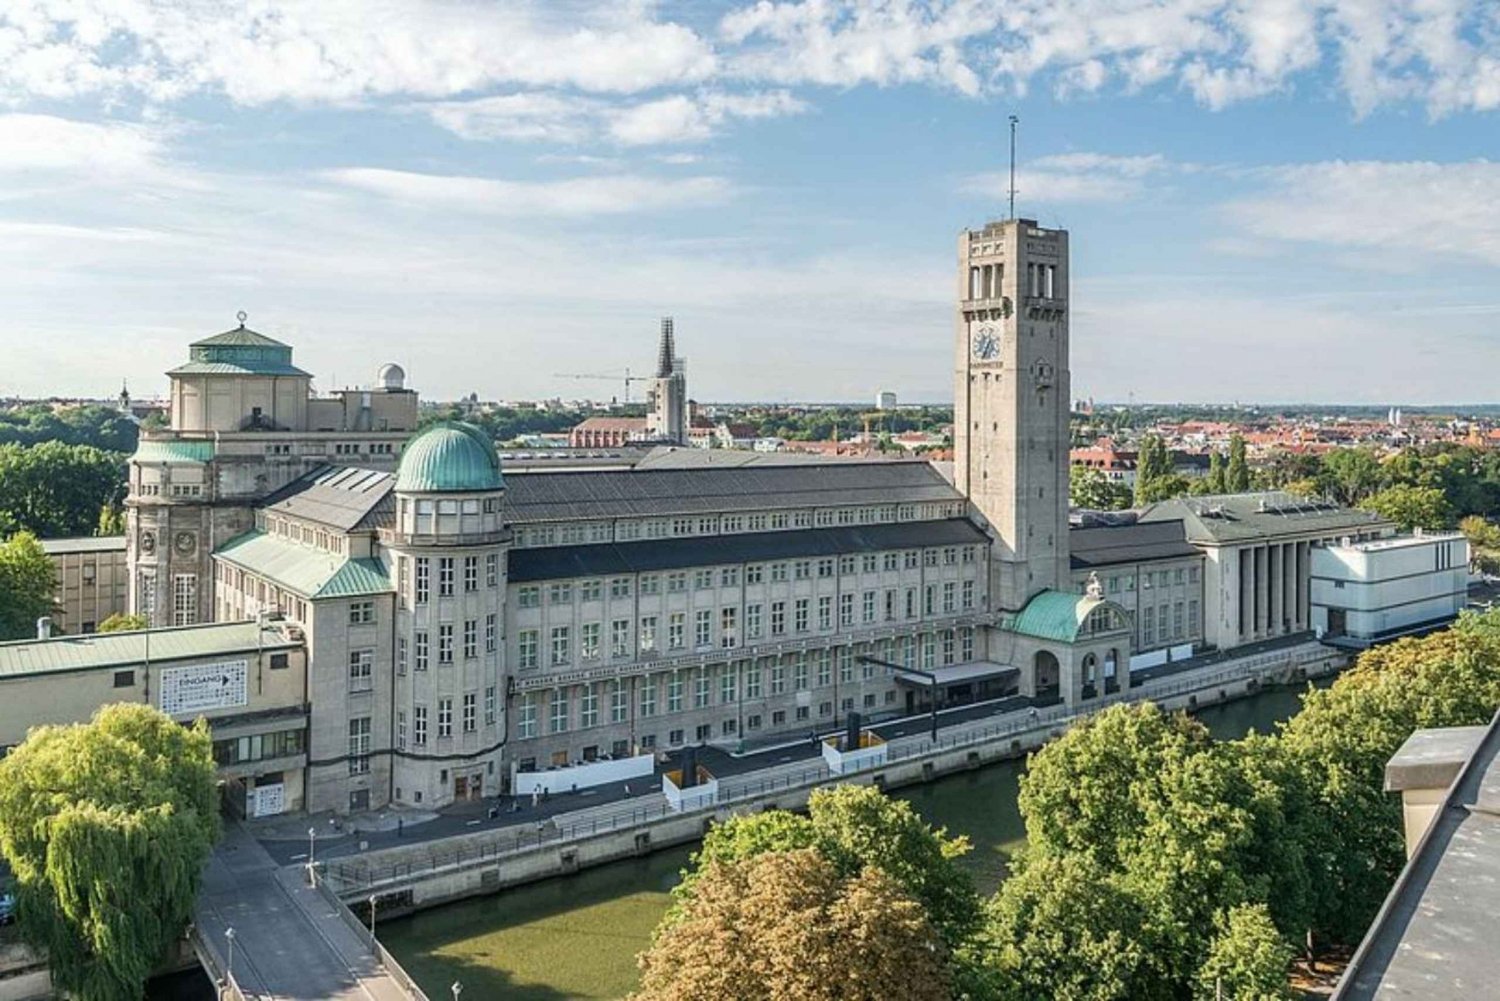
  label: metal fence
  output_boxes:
[327,642,1330,894]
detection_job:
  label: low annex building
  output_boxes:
[1311,531,1469,648]
[40,535,129,634]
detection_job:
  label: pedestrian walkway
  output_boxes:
[193,823,424,1000]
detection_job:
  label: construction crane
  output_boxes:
[553,368,644,404]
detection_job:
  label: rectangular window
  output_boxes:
[611,681,628,723]
[172,574,197,626]
[517,629,538,670]
[415,630,429,671]
[549,691,568,734]
[551,626,571,666]
[668,674,683,713]
[667,572,687,593]
[862,590,876,623]
[641,574,661,595]
[819,595,833,631]
[721,567,740,587]
[348,600,374,625]
[816,649,832,688]
[549,582,573,604]
[485,613,497,653]
[721,668,737,704]
[668,613,685,650]
[484,685,497,726]
[348,649,373,692]
[746,603,763,639]
[581,621,601,661]
[694,569,714,590]
[720,607,738,648]
[817,558,834,578]
[771,563,788,583]
[113,669,134,688]
[580,579,602,602]
[839,647,854,683]
[771,601,786,636]
[464,556,478,592]
[348,717,371,774]
[515,698,534,739]
[1189,599,1201,634]
[640,679,657,718]
[414,705,429,745]
[580,685,599,728]
[611,619,630,658]
[486,553,500,587]
[794,561,811,581]
[695,671,710,709]
[396,710,406,751]
[745,665,763,699]
[745,565,764,585]
[771,664,786,694]
[610,577,632,599]
[518,585,540,608]
[438,558,454,597]
[416,558,431,603]
[640,616,658,652]
[463,693,477,733]
[839,555,856,574]
[943,581,956,613]
[438,698,452,738]
[695,609,712,648]
[795,598,810,633]
[438,623,454,664]
[463,619,478,659]
[794,658,809,691]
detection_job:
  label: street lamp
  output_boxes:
[224,927,236,981]
[368,894,379,948]
[451,981,463,1001]
[858,655,939,742]
[307,827,317,886]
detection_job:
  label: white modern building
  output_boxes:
[1311,531,1469,648]
[875,390,897,411]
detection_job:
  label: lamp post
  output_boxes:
[451,981,463,1001]
[369,894,379,948]
[224,927,236,981]
[307,826,317,886]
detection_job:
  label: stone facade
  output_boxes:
[41,536,129,634]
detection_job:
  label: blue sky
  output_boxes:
[2,0,1498,405]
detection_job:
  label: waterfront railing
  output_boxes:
[326,641,1332,894]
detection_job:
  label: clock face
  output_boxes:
[972,327,1000,361]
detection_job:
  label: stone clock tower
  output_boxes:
[954,219,1072,611]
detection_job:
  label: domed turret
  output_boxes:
[378,363,406,391]
[395,422,503,493]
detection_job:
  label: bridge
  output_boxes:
[192,824,426,1000]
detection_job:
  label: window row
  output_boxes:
[396,615,501,673]
[393,687,499,752]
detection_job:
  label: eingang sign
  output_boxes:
[159,660,249,716]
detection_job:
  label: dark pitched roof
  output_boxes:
[1069,519,1201,569]
[509,519,988,582]
[502,461,961,524]
[260,466,395,531]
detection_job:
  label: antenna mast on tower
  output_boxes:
[1007,114,1019,220]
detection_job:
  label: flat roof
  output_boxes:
[40,536,127,555]
[0,621,300,679]
[1336,711,1500,1000]
[895,661,1019,686]
[1333,532,1466,553]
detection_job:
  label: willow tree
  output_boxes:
[0,704,219,1000]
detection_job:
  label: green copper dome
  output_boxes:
[395,422,504,493]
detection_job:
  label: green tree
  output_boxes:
[1459,514,1500,552]
[0,704,219,1001]
[1358,484,1451,531]
[1318,448,1385,507]
[0,442,126,538]
[673,785,979,952]
[0,532,55,640]
[1134,434,1170,506]
[97,613,149,633]
[1071,466,1133,511]
[95,502,126,537]
[1227,434,1251,492]
[1193,904,1295,1001]
[981,852,1169,1001]
[635,849,949,1001]
[1205,451,1228,494]
[1137,473,1191,503]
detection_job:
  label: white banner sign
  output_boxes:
[160,659,248,716]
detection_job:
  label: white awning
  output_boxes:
[894,661,1019,687]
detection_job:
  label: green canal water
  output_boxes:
[383,685,1313,1000]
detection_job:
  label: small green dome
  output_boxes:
[395,422,504,493]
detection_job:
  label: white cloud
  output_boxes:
[0,1,716,104]
[0,114,162,174]
[963,151,1177,203]
[323,167,734,216]
[1225,159,1500,267]
[419,89,807,146]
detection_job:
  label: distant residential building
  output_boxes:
[875,390,897,410]
[1071,442,1138,486]
[40,536,129,634]
[569,416,648,448]
[1311,532,1469,648]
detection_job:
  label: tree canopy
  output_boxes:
[0,704,219,1001]
[635,849,949,1001]
[0,442,127,539]
[0,532,55,641]
[97,613,149,633]
[1357,484,1451,532]
[1070,465,1133,511]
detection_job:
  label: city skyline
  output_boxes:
[2,0,1499,404]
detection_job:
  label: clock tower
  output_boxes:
[954,219,1071,611]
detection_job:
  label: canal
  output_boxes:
[382,684,1314,1001]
